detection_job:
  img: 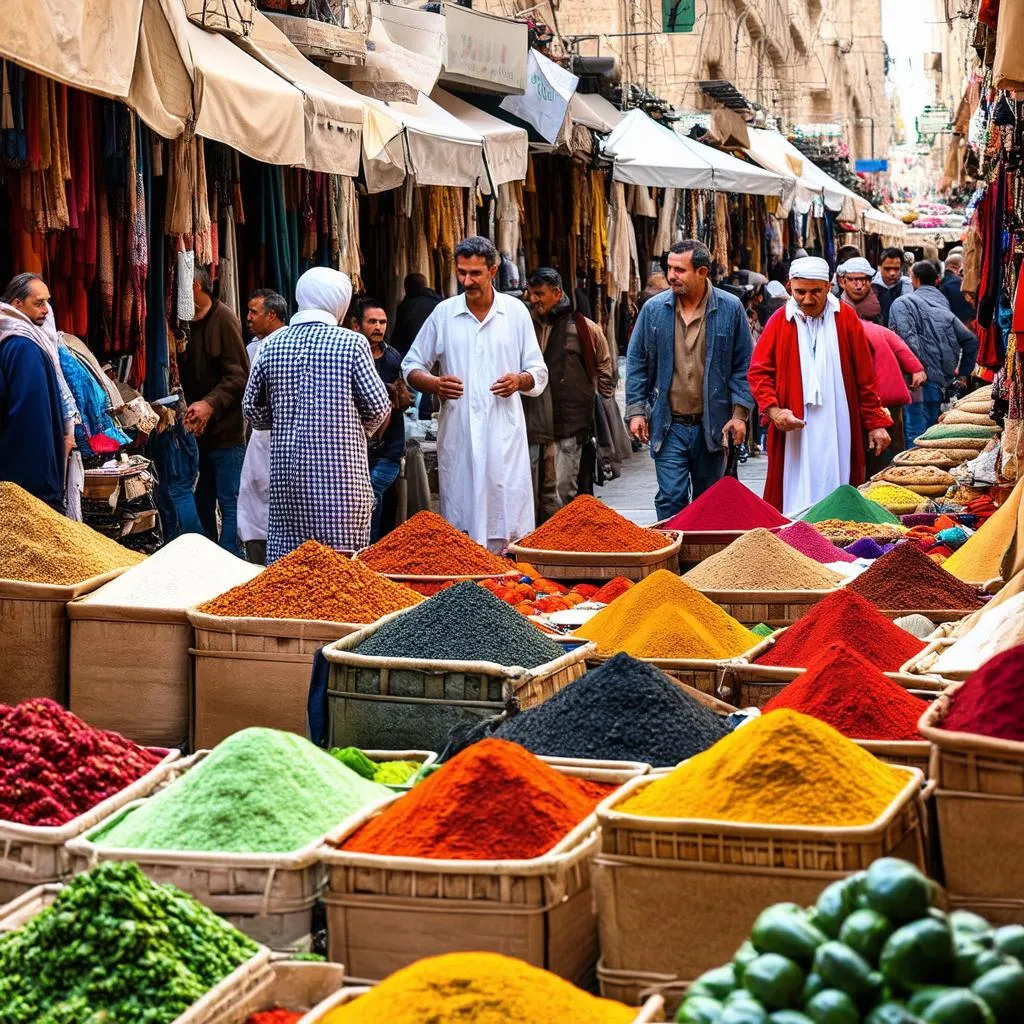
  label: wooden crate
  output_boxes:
[506,531,682,582]
[207,961,345,1023]
[671,526,785,570]
[694,588,834,629]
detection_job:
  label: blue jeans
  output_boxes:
[153,419,204,540]
[369,457,402,541]
[195,444,245,554]
[903,382,944,448]
[652,422,726,520]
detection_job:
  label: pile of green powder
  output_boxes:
[800,485,901,526]
[751,623,775,638]
[91,728,391,854]
[329,746,423,786]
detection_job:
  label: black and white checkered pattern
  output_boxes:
[243,322,391,563]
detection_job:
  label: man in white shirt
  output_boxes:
[403,236,548,552]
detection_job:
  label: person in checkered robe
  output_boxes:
[243,268,391,563]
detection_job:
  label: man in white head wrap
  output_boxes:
[243,267,392,562]
[747,256,892,515]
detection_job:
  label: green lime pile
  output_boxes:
[800,486,901,527]
[329,746,423,786]
[676,859,1024,1023]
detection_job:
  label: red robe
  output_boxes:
[748,300,892,511]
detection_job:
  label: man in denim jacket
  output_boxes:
[625,240,754,519]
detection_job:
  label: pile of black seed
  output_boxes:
[494,652,733,766]
[353,582,565,668]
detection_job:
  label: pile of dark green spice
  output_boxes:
[0,861,258,1024]
[353,581,565,668]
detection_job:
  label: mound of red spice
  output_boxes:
[756,589,925,672]
[340,738,610,860]
[0,698,161,827]
[663,476,790,531]
[776,520,856,564]
[359,511,512,575]
[848,541,985,611]
[940,644,1024,742]
[762,643,928,741]
[518,495,668,553]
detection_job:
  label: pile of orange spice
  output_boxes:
[198,541,422,623]
[358,511,513,576]
[517,495,668,553]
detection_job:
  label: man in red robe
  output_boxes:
[748,257,892,515]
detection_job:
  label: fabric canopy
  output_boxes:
[361,92,486,193]
[569,93,624,134]
[0,0,144,98]
[603,110,791,197]
[862,206,906,245]
[432,88,528,188]
[130,0,305,166]
[236,12,363,177]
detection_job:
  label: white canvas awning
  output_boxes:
[603,110,792,197]
[500,50,577,146]
[862,207,907,244]
[569,92,623,134]
[361,92,486,193]
[130,0,306,166]
[432,88,528,188]
[236,12,363,177]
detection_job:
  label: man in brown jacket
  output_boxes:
[180,266,249,552]
[524,267,616,521]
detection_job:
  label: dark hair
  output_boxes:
[404,273,429,292]
[836,245,861,263]
[354,297,387,324]
[193,264,213,296]
[769,260,791,284]
[2,272,44,304]
[912,260,939,287]
[454,235,500,268]
[879,247,904,265]
[668,239,712,270]
[527,267,563,290]
[249,288,287,323]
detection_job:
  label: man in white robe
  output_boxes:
[403,236,549,551]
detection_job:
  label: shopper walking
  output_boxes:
[625,239,753,519]
[244,268,392,563]
[237,289,287,565]
[403,236,548,552]
[838,257,883,323]
[523,268,615,521]
[940,251,977,326]
[748,257,891,515]
[873,247,914,327]
[180,266,249,553]
[391,273,441,358]
[889,260,979,445]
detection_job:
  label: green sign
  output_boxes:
[662,0,695,32]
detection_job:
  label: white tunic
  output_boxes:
[402,292,548,551]
[237,334,275,544]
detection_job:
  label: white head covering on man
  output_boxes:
[291,267,354,326]
[788,256,831,281]
[838,257,875,277]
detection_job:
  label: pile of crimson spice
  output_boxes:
[939,645,1024,741]
[847,541,986,611]
[776,520,855,564]
[662,476,789,531]
[338,738,610,860]
[517,494,668,553]
[0,699,161,827]
[762,643,929,741]
[755,589,926,672]
[494,653,733,767]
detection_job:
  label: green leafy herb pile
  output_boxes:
[0,861,259,1024]
[676,858,1024,1023]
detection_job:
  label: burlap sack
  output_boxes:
[892,449,963,469]
[940,410,998,427]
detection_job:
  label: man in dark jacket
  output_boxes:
[524,268,615,521]
[391,273,441,357]
[940,252,976,325]
[889,260,979,445]
[873,247,913,327]
[626,239,753,519]
[181,265,249,552]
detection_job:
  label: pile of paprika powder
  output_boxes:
[517,494,669,553]
[339,738,609,860]
[0,699,161,827]
[940,645,1024,742]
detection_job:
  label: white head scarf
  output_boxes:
[291,267,354,327]
[789,256,831,281]
[838,257,875,277]
[765,281,788,298]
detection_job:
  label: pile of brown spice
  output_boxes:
[358,511,512,576]
[517,495,668,553]
[811,520,907,546]
[0,482,145,585]
[684,528,843,591]
[847,541,985,611]
[199,541,422,622]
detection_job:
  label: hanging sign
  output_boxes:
[662,0,695,32]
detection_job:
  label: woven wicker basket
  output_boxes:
[507,530,682,582]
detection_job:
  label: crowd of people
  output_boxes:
[0,231,983,560]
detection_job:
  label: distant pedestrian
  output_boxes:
[940,252,977,325]
[403,236,548,551]
[244,268,392,562]
[625,239,753,519]
[873,247,914,327]
[180,266,250,553]
[637,271,669,312]
[838,257,883,323]
[237,288,287,565]
[524,268,615,521]
[889,260,979,445]
[391,273,441,358]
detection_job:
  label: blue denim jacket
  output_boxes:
[625,285,754,455]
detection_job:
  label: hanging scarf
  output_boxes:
[0,304,77,425]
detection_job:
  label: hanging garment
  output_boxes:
[237,332,278,544]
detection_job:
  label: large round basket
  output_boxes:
[506,530,682,582]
